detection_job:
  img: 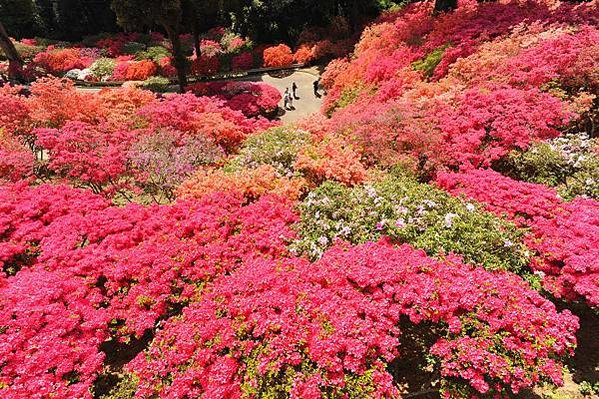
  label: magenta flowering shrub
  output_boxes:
[188,81,282,117]
[139,92,278,152]
[131,241,578,398]
[0,183,298,397]
[231,52,254,71]
[320,0,597,172]
[34,121,139,192]
[437,169,599,307]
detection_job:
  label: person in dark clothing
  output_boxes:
[292,82,298,99]
[313,79,319,97]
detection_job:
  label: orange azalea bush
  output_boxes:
[262,44,294,68]
[294,135,367,186]
[177,164,307,202]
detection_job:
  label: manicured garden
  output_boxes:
[0,0,598,398]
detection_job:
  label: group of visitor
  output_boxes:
[282,79,322,111]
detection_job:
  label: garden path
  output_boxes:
[76,67,324,125]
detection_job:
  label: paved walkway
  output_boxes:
[241,68,323,124]
[76,67,323,125]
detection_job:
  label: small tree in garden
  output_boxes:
[111,0,189,91]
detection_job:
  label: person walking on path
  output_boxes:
[292,82,298,99]
[288,91,294,109]
[313,79,320,97]
[283,88,290,110]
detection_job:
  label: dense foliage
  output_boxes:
[0,0,598,397]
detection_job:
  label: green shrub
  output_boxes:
[330,86,362,114]
[229,127,312,176]
[579,380,599,396]
[499,133,599,200]
[90,58,117,79]
[412,45,449,77]
[0,43,44,61]
[140,76,173,93]
[135,46,170,62]
[293,175,530,272]
[81,33,112,48]
[121,41,147,55]
[98,374,137,399]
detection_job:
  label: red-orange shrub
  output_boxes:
[262,44,293,68]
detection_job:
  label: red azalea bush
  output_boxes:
[26,77,104,128]
[131,241,578,398]
[189,81,282,117]
[191,54,221,76]
[125,60,157,81]
[110,60,158,81]
[437,169,599,307]
[177,164,308,202]
[262,44,294,68]
[34,121,139,191]
[231,52,254,71]
[0,130,35,183]
[293,44,315,64]
[0,85,31,135]
[32,47,96,75]
[319,0,597,172]
[294,135,368,186]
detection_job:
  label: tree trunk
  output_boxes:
[434,0,457,13]
[192,20,201,58]
[0,20,25,82]
[163,23,188,93]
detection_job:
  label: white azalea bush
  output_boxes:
[293,175,531,273]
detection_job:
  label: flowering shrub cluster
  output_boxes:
[437,169,599,307]
[499,133,599,200]
[319,0,597,172]
[139,92,277,153]
[294,174,530,271]
[0,78,278,202]
[130,241,577,398]
[0,129,34,183]
[262,44,294,68]
[0,183,297,398]
[1,1,598,396]
[188,81,281,117]
[178,164,308,203]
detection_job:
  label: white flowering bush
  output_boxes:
[294,175,530,272]
[89,57,117,79]
[228,126,312,176]
[500,133,599,200]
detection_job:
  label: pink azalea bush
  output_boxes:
[319,0,597,172]
[130,241,578,398]
[0,183,297,398]
[188,81,282,117]
[437,169,599,307]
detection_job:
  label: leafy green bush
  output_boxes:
[293,175,530,272]
[329,86,363,115]
[89,57,117,79]
[135,46,170,63]
[499,133,599,200]
[0,43,44,61]
[98,374,137,399]
[140,76,172,93]
[121,41,147,56]
[412,45,449,77]
[229,127,311,176]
